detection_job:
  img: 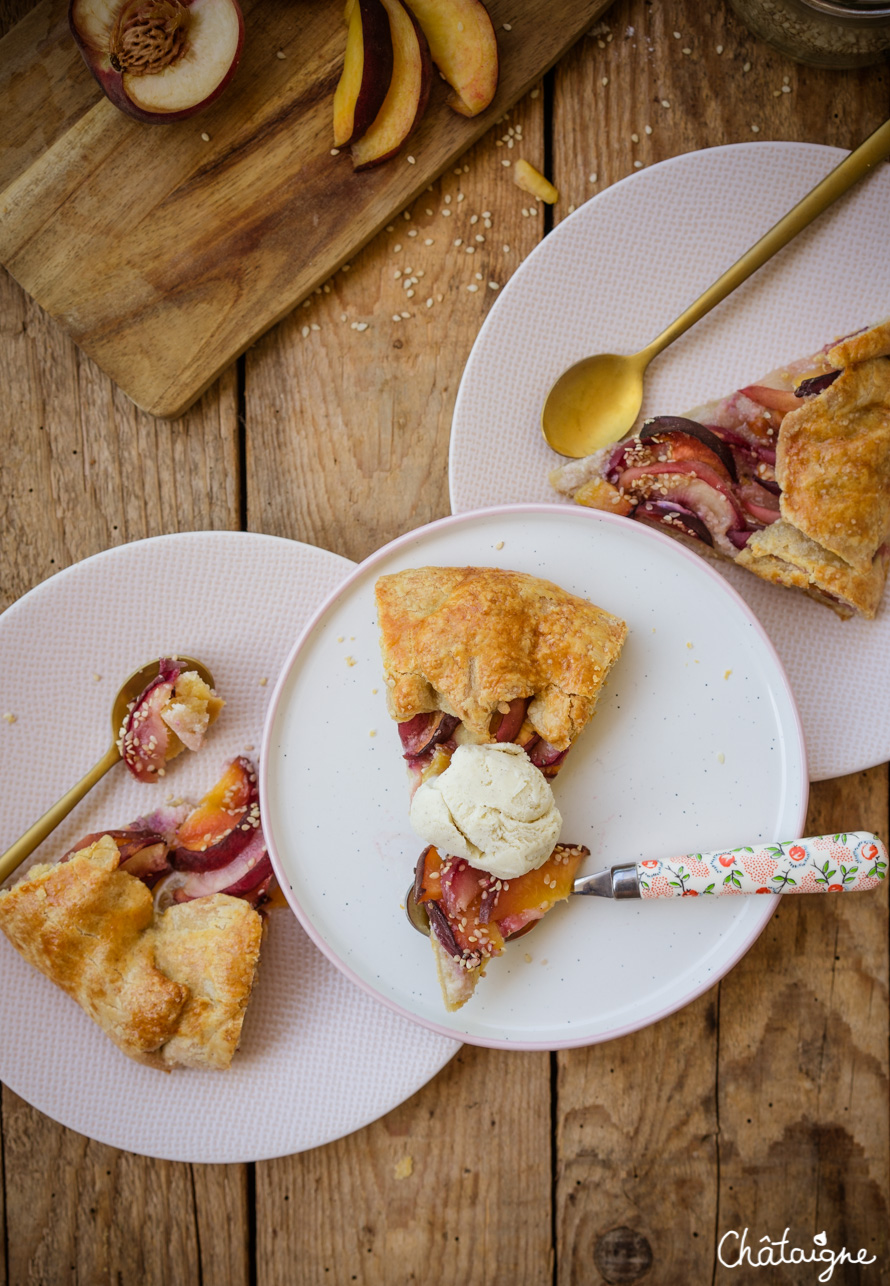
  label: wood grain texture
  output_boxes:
[551,3,889,1283]
[256,1047,552,1286]
[244,82,547,560]
[0,0,611,418]
[716,768,889,1285]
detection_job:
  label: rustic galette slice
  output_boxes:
[375,566,626,1011]
[375,565,627,789]
[551,319,890,619]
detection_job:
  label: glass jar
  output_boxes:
[727,0,890,67]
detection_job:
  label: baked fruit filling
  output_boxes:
[415,841,588,1010]
[376,566,627,1011]
[551,320,890,619]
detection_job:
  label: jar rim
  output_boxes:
[800,0,890,15]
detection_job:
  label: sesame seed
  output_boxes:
[201,132,211,142]
[589,172,598,183]
[502,244,510,252]
[456,193,465,202]
[530,88,539,98]
[311,322,320,331]
[407,155,416,164]
[426,298,433,307]
[276,49,285,58]
[259,676,268,686]
[330,147,339,155]
[424,238,433,245]
[743,60,751,71]
[403,210,411,220]
[661,99,670,108]
[482,210,491,218]
[442,208,452,216]
[453,238,463,246]
[502,159,511,167]
[392,314,401,322]
[601,76,609,85]
[466,246,475,253]
[502,21,511,29]
[406,289,415,297]
[301,326,310,338]
[682,46,691,54]
[355,322,369,331]
[401,310,410,318]
[408,228,418,237]
[394,270,401,279]
[645,124,652,134]
[781,84,791,93]
[673,30,681,37]
[631,132,639,142]
[633,160,643,168]
[475,234,485,242]
[716,43,723,53]
[470,214,478,223]
[488,281,499,290]
[393,243,402,251]
[751,123,760,132]
[467,284,478,292]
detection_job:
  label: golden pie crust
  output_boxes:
[0,835,263,1070]
[375,566,627,751]
[735,521,889,619]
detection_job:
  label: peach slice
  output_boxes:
[513,159,559,204]
[69,0,243,124]
[402,0,498,117]
[352,0,432,170]
[333,0,395,147]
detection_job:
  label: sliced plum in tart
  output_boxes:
[551,319,890,619]
[414,841,588,1012]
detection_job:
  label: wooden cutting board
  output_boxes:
[0,0,611,419]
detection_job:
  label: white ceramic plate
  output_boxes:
[262,506,808,1050]
[449,142,890,782]
[0,533,457,1163]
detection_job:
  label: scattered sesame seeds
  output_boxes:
[781,84,791,93]
[454,238,463,246]
[457,193,465,202]
[403,210,411,220]
[467,283,479,291]
[716,43,724,53]
[276,49,285,58]
[407,155,416,164]
[673,30,681,37]
[408,228,418,237]
[301,326,310,338]
[751,123,760,133]
[633,160,643,169]
[393,242,402,251]
[682,46,691,54]
[201,132,211,142]
[589,172,598,183]
[503,244,510,252]
[661,99,670,108]
[645,124,652,134]
[330,147,339,155]
[392,314,402,322]
[631,132,639,142]
[355,322,369,331]
[502,159,511,167]
[469,214,478,224]
[488,281,499,290]
[466,245,475,254]
[601,76,609,86]
[424,238,433,245]
[442,208,452,216]
[502,21,511,29]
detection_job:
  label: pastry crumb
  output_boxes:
[540,958,548,966]
[724,669,732,680]
[717,752,725,764]
[93,673,102,682]
[346,656,356,667]
[244,743,255,751]
[393,1155,414,1180]
[369,729,377,737]
[524,952,533,963]
[3,712,16,724]
[258,677,268,687]
[495,540,505,550]
[686,642,694,649]
[337,635,344,642]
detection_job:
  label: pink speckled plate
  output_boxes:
[262,505,808,1050]
[449,142,890,782]
[0,533,457,1162]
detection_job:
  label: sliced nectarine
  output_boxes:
[175,755,255,851]
[333,0,394,147]
[352,0,431,170]
[402,0,497,117]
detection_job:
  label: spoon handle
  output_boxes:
[643,117,890,361]
[0,744,121,886]
[631,832,887,898]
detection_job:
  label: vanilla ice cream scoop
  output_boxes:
[409,743,562,880]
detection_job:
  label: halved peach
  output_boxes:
[352,0,431,170]
[402,0,497,117]
[69,0,244,124]
[333,0,394,147]
[175,755,255,851]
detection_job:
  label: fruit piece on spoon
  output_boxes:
[118,657,223,782]
[69,0,244,123]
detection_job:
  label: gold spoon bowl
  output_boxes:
[0,656,214,886]
[541,116,890,459]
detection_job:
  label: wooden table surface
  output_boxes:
[1,1,888,1282]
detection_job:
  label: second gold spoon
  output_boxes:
[541,117,890,459]
[0,656,214,886]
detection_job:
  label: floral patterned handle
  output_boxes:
[637,832,887,898]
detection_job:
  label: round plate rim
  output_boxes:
[260,503,809,1051]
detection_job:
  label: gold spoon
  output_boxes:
[541,116,890,458]
[0,656,213,886]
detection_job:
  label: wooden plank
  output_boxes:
[716,767,889,1285]
[247,80,554,1286]
[244,84,547,560]
[256,1047,552,1286]
[0,0,612,418]
[0,14,247,1256]
[550,2,890,1283]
